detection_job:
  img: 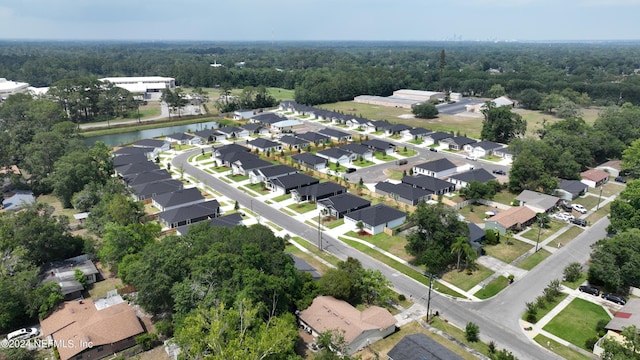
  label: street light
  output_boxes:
[426,272,434,323]
[317,211,323,251]
[535,214,543,253]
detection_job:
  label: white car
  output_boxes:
[555,212,574,222]
[572,204,587,214]
[466,155,478,161]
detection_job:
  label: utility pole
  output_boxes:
[426,272,434,323]
[596,185,604,210]
[317,211,323,251]
[535,215,543,253]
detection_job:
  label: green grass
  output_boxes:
[534,334,593,360]
[344,230,413,261]
[543,298,611,350]
[522,293,569,323]
[285,245,330,275]
[211,166,231,173]
[548,226,584,248]
[195,153,210,161]
[291,236,341,267]
[266,221,282,231]
[474,276,509,299]
[239,187,260,197]
[228,174,249,182]
[280,208,296,216]
[483,239,533,264]
[397,149,417,157]
[273,194,291,202]
[173,144,196,151]
[287,202,317,214]
[588,182,624,198]
[586,202,610,223]
[492,189,517,206]
[385,169,405,181]
[457,204,497,224]
[441,265,494,291]
[517,249,552,270]
[429,317,492,357]
[374,152,397,161]
[267,87,295,101]
[81,116,219,137]
[563,272,588,290]
[409,139,423,145]
[352,158,375,167]
[323,218,344,229]
[520,220,567,243]
[573,195,601,211]
[243,182,271,195]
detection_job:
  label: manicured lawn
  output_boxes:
[548,226,584,248]
[563,272,588,290]
[483,239,533,264]
[211,166,231,173]
[194,153,210,161]
[429,317,492,357]
[409,139,423,145]
[492,189,517,206]
[517,249,551,270]
[280,208,296,216]
[573,195,600,211]
[239,187,260,197]
[522,293,569,324]
[352,158,375,167]
[457,204,497,224]
[374,152,397,161]
[273,194,291,202]
[543,298,611,350]
[586,202,610,223]
[173,144,196,151]
[344,231,413,261]
[244,182,271,195]
[397,149,418,157]
[474,276,509,299]
[322,217,344,229]
[441,265,494,291]
[521,220,567,243]
[266,221,282,231]
[534,334,593,360]
[385,169,404,181]
[588,182,624,198]
[228,174,249,182]
[287,202,317,214]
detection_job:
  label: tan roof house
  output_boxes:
[485,206,537,235]
[581,169,610,188]
[596,160,623,178]
[40,297,144,360]
[298,296,396,354]
[594,298,640,356]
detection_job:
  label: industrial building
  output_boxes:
[98,76,176,100]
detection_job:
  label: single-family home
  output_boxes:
[581,169,610,188]
[175,213,244,236]
[112,146,151,158]
[463,141,504,158]
[387,333,464,360]
[494,146,514,160]
[385,123,412,136]
[440,136,477,151]
[250,164,298,184]
[402,175,456,195]
[2,190,36,211]
[361,139,396,155]
[40,254,99,300]
[339,143,374,161]
[448,168,496,189]
[485,206,537,235]
[268,173,319,194]
[158,200,221,229]
[344,204,407,235]
[279,135,310,150]
[272,119,304,132]
[346,116,369,130]
[296,131,330,145]
[316,148,357,165]
[247,138,283,153]
[131,179,183,201]
[375,181,432,206]
[318,128,352,142]
[212,144,251,166]
[123,169,172,187]
[516,190,561,213]
[468,222,486,256]
[594,298,640,357]
[291,153,327,171]
[165,132,196,145]
[113,153,149,168]
[115,161,160,177]
[152,187,205,212]
[218,126,249,139]
[413,158,460,178]
[231,156,273,176]
[403,127,431,140]
[317,193,371,219]
[596,160,623,178]
[242,123,270,136]
[371,120,392,132]
[291,182,346,203]
[233,109,254,120]
[555,180,589,201]
[132,138,170,153]
[251,112,286,126]
[40,297,144,360]
[423,131,452,146]
[193,129,226,144]
[298,296,396,355]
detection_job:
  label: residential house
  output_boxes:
[131,179,183,201]
[272,119,304,132]
[113,153,149,168]
[362,139,397,155]
[112,146,151,158]
[385,123,412,136]
[345,116,370,130]
[218,126,249,139]
[175,213,244,236]
[403,127,431,140]
[387,333,464,360]
[242,123,270,136]
[233,109,254,120]
[441,136,477,151]
[594,298,640,356]
[123,169,172,187]
[371,120,392,132]
[291,152,327,171]
[316,148,357,165]
[152,187,205,212]
[279,135,310,150]
[343,204,407,235]
[318,128,352,142]
[466,96,515,113]
[193,129,226,144]
[231,156,273,176]
[402,175,456,196]
[298,296,396,355]
[463,141,504,158]
[555,180,588,201]
[413,158,460,178]
[317,193,371,219]
[41,254,99,300]
[296,131,330,145]
[158,200,221,229]
[251,112,286,126]
[165,132,196,145]
[516,190,561,213]
[468,222,486,257]
[581,169,610,188]
[212,144,251,167]
[247,138,283,153]
[115,161,160,177]
[40,297,144,360]
[494,147,514,160]
[374,181,432,206]
[249,164,298,184]
[268,173,319,194]
[485,206,537,235]
[448,168,496,189]
[423,131,452,146]
[339,143,374,161]
[132,139,170,153]
[291,182,346,203]
[2,190,36,211]
[596,160,623,178]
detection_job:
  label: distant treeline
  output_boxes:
[2,41,640,105]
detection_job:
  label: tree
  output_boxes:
[588,229,640,290]
[459,180,500,200]
[608,179,640,233]
[518,88,543,110]
[622,138,640,178]
[451,237,472,270]
[508,149,558,193]
[465,322,480,342]
[356,221,364,235]
[488,84,506,98]
[98,222,161,272]
[86,193,144,236]
[602,325,640,359]
[480,104,526,143]
[563,262,583,283]
[412,103,439,119]
[439,49,446,92]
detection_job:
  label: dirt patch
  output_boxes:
[137,345,171,360]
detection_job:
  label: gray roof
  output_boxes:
[449,168,496,184]
[318,193,370,213]
[415,158,458,172]
[242,123,263,132]
[113,147,150,157]
[340,143,372,155]
[166,132,194,141]
[515,190,561,211]
[270,173,319,191]
[193,128,223,139]
[158,200,220,224]
[291,152,327,166]
[288,253,321,281]
[372,120,392,129]
[2,190,36,211]
[362,139,396,151]
[317,148,352,159]
[248,138,280,149]
[133,139,167,148]
[472,140,504,151]
[468,222,486,243]
[442,136,477,147]
[402,175,456,193]
[153,188,204,209]
[425,131,452,142]
[218,126,245,135]
[256,164,297,178]
[375,181,432,202]
[176,213,244,235]
[114,153,149,167]
[132,179,183,199]
[388,123,412,133]
[558,179,588,196]
[409,127,432,136]
[605,298,640,332]
[318,128,350,139]
[116,161,160,176]
[279,135,309,147]
[251,112,285,124]
[221,150,257,164]
[233,156,273,171]
[344,204,406,227]
[296,132,329,143]
[124,169,172,187]
[292,181,346,198]
[41,254,99,295]
[213,143,251,156]
[387,333,463,360]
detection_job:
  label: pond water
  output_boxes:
[84,121,219,147]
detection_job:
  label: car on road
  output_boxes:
[429,148,438,152]
[572,218,587,227]
[397,159,408,165]
[572,204,588,214]
[578,285,600,296]
[7,328,39,341]
[602,294,626,305]
[492,169,507,175]
[615,176,627,183]
[345,168,356,173]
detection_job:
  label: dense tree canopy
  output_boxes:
[318,257,392,306]
[480,103,526,143]
[608,179,640,234]
[588,229,640,291]
[412,102,439,119]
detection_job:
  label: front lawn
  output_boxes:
[572,195,601,211]
[588,182,624,198]
[543,298,611,350]
[211,166,231,173]
[287,202,317,214]
[322,217,344,229]
[429,317,492,357]
[522,293,568,324]
[374,152,397,161]
[352,158,375,167]
[441,265,494,291]
[534,335,593,360]
[344,231,413,261]
[483,239,533,264]
[385,169,405,181]
[586,202,610,223]
[244,182,271,195]
[228,174,249,182]
[474,276,509,299]
[520,220,567,243]
[273,194,291,202]
[396,148,417,157]
[548,226,584,248]
[516,249,551,270]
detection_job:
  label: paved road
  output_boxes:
[173,148,611,359]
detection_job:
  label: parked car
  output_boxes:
[397,159,408,165]
[465,155,478,161]
[345,168,356,174]
[7,328,39,341]
[602,294,626,305]
[572,204,588,214]
[429,148,438,152]
[492,169,507,175]
[615,176,627,183]
[555,212,574,222]
[579,285,600,296]
[572,218,587,227]
[560,200,573,212]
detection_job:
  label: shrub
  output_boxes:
[135,333,160,351]
[563,262,583,283]
[535,295,546,309]
[585,336,599,350]
[465,322,480,342]
[155,320,174,338]
[398,294,406,302]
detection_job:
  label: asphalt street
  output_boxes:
[173,148,609,359]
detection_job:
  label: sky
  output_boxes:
[1,0,639,42]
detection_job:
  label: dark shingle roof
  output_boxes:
[402,175,455,192]
[292,182,346,198]
[113,147,149,157]
[193,129,222,139]
[344,204,406,227]
[362,139,396,151]
[291,153,327,166]
[279,135,309,147]
[176,213,244,235]
[158,200,220,225]
[133,139,167,148]
[558,179,588,196]
[124,169,172,187]
[375,181,432,202]
[153,188,204,209]
[387,333,463,360]
[468,222,486,243]
[114,153,149,167]
[415,158,458,172]
[213,143,250,156]
[248,138,280,149]
[443,136,477,147]
[270,173,319,190]
[165,132,194,141]
[339,143,372,155]
[132,179,183,199]
[317,148,352,159]
[409,127,432,136]
[116,161,160,176]
[256,165,297,178]
[472,140,503,151]
[218,126,245,135]
[318,193,370,213]
[317,128,350,139]
[242,123,263,132]
[296,132,329,143]
[251,112,285,124]
[388,123,412,133]
[425,131,451,142]
[233,156,273,171]
[449,168,496,184]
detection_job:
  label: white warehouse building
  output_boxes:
[99,76,176,100]
[0,78,30,100]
